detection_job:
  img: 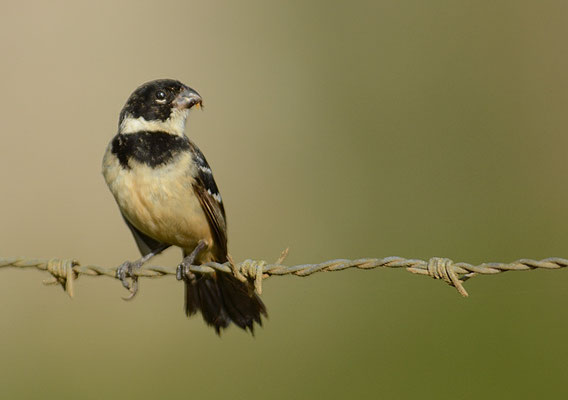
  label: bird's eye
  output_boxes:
[155,90,167,101]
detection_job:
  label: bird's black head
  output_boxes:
[118,79,202,134]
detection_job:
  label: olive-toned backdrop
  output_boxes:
[1,1,567,399]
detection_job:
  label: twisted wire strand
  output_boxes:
[0,255,566,299]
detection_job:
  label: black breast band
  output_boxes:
[111,131,190,169]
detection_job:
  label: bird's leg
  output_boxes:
[176,240,207,281]
[117,243,170,300]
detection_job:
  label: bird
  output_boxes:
[102,79,266,334]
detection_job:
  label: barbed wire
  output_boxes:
[0,253,566,299]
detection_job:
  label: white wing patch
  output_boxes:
[207,188,222,203]
[199,165,212,174]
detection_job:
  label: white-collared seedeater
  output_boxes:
[102,79,266,334]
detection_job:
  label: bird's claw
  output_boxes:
[176,241,205,281]
[117,261,132,289]
[116,260,141,300]
[176,264,185,281]
[176,263,196,282]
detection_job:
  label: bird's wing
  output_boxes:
[189,140,228,260]
[122,213,168,256]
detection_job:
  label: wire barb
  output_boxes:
[43,258,78,298]
[0,255,565,299]
[424,257,469,297]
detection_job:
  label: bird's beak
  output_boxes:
[174,88,203,110]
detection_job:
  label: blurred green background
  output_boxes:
[1,1,567,399]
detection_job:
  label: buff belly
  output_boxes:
[103,148,214,257]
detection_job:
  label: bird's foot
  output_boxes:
[116,244,170,300]
[176,264,196,282]
[176,241,207,281]
[116,259,143,301]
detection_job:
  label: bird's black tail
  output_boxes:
[184,272,267,334]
